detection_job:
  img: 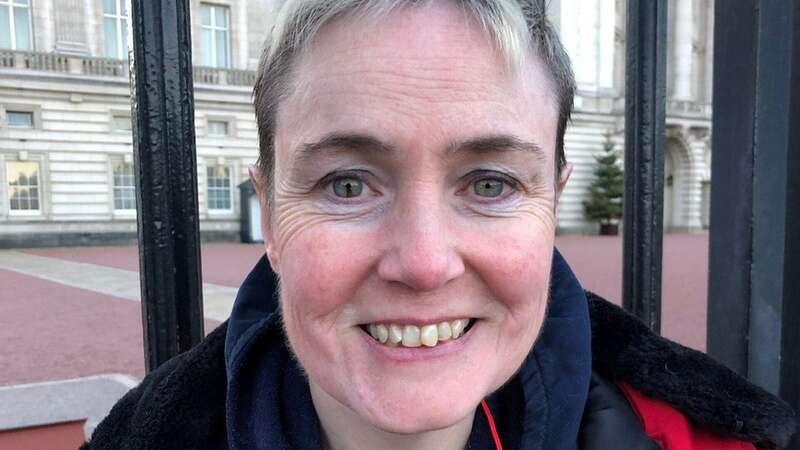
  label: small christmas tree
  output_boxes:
[583,143,624,235]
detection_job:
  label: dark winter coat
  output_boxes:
[80,252,795,449]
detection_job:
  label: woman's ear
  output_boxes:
[249,165,280,273]
[556,162,573,205]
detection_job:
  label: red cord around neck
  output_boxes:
[480,399,503,450]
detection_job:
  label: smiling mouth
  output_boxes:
[360,319,476,348]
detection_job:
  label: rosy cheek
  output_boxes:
[280,224,377,323]
[462,224,552,314]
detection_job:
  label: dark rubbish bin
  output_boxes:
[238,179,263,243]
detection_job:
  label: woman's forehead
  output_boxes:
[275,4,559,167]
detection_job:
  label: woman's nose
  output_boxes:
[376,199,465,292]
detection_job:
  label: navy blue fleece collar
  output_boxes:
[224,249,591,450]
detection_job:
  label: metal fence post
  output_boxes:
[129,0,204,372]
[623,0,667,333]
[707,2,800,445]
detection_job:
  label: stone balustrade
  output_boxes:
[666,99,712,119]
[0,49,255,87]
[578,94,711,120]
[191,65,256,87]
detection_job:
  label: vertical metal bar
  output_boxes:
[782,5,800,443]
[746,0,796,395]
[623,0,667,333]
[707,0,800,439]
[129,0,204,372]
[705,0,757,382]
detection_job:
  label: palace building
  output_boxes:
[0,0,712,247]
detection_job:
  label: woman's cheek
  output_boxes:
[278,228,355,365]
[279,221,377,321]
[465,221,553,323]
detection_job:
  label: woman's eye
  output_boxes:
[332,178,364,198]
[473,179,505,198]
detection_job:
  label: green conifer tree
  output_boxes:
[583,143,624,235]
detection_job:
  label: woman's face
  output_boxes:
[260,3,570,435]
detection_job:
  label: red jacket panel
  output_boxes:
[618,383,756,450]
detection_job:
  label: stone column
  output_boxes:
[672,0,694,100]
[37,0,54,52]
[683,127,709,230]
[560,0,600,91]
[83,0,98,57]
[704,1,714,103]
[237,0,248,70]
[614,0,626,94]
[53,0,89,54]
[597,0,616,89]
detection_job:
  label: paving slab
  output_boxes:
[24,243,266,288]
[0,250,238,322]
[0,374,138,437]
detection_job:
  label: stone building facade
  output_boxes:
[0,0,712,247]
[553,0,713,233]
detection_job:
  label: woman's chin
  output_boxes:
[360,398,477,435]
[350,376,487,434]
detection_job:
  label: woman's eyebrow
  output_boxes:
[447,135,547,164]
[295,132,395,165]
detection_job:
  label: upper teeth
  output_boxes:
[367,319,471,348]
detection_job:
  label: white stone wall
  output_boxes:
[0,74,257,238]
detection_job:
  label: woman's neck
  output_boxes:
[309,382,475,450]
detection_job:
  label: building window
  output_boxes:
[200,3,230,68]
[7,161,40,213]
[207,119,229,136]
[0,0,32,50]
[7,110,32,128]
[112,162,136,210]
[111,114,132,131]
[207,165,231,211]
[103,0,128,59]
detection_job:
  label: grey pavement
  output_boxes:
[0,250,237,321]
[0,374,138,439]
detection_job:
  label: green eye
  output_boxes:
[332,178,363,198]
[473,179,504,197]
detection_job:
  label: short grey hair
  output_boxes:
[253,0,575,194]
